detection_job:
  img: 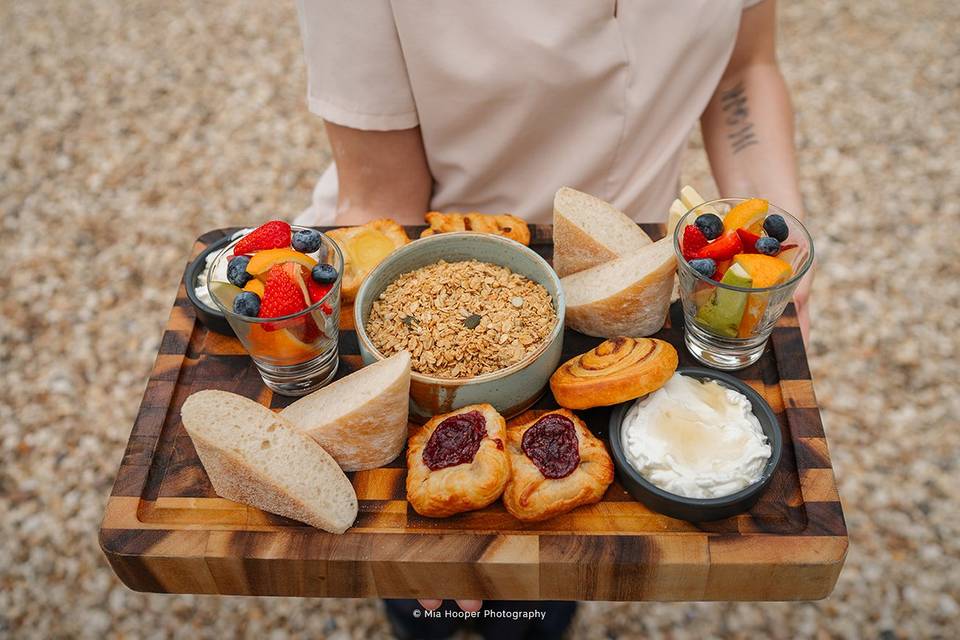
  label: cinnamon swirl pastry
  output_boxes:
[549,337,678,409]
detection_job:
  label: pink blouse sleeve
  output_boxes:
[295,0,419,130]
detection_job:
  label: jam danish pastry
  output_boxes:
[406,403,511,518]
[503,409,614,522]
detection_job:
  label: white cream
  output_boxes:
[194,228,252,309]
[623,374,771,499]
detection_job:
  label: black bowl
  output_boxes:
[184,234,236,336]
[608,367,782,522]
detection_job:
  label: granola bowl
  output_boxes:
[354,232,565,422]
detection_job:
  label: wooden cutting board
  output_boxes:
[99,225,847,601]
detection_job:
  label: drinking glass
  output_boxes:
[207,226,343,396]
[674,199,813,370]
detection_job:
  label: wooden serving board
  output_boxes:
[100,225,847,601]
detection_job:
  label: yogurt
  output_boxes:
[622,374,771,499]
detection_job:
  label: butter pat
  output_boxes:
[622,374,770,499]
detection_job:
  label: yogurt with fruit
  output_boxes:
[622,374,771,499]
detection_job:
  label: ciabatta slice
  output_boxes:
[553,187,651,277]
[281,351,412,471]
[562,237,677,338]
[181,390,358,534]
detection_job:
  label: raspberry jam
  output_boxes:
[521,414,580,479]
[422,411,487,471]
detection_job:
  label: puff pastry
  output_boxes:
[420,211,531,245]
[327,219,410,302]
[406,403,511,518]
[550,337,678,410]
[502,409,613,522]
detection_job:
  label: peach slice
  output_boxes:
[246,248,317,279]
[722,198,768,234]
[733,254,793,337]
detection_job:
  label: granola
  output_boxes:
[365,260,557,378]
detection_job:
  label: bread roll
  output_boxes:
[181,390,358,534]
[550,337,678,409]
[561,237,676,338]
[552,187,651,277]
[280,351,412,471]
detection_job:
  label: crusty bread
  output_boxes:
[550,337,678,409]
[552,187,651,277]
[561,237,677,338]
[281,351,412,471]
[327,219,410,302]
[180,390,358,534]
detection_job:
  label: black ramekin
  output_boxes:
[183,234,236,336]
[608,367,783,522]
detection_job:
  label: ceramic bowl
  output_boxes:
[608,367,783,521]
[354,232,565,422]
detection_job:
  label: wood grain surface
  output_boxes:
[99,225,847,601]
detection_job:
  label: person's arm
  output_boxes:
[324,121,433,225]
[701,0,812,341]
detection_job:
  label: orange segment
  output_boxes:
[733,254,793,287]
[243,279,265,297]
[723,198,768,234]
[733,254,794,337]
[246,248,317,278]
[246,324,316,365]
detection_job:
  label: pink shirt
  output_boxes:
[296,0,763,223]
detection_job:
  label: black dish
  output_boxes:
[607,367,783,522]
[183,234,236,336]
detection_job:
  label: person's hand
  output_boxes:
[417,599,483,613]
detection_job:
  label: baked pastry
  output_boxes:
[420,211,531,245]
[280,351,411,471]
[550,337,678,410]
[406,403,511,517]
[561,237,676,337]
[553,187,651,277]
[327,219,410,302]
[502,409,613,522]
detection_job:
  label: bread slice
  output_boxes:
[561,237,677,338]
[180,390,358,534]
[552,187,651,277]
[281,351,412,471]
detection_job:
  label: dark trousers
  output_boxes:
[384,599,577,640]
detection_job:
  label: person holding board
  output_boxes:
[294,0,808,636]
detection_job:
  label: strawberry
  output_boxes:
[736,228,761,254]
[234,220,291,256]
[306,278,334,314]
[696,230,743,262]
[682,225,709,261]
[258,264,306,330]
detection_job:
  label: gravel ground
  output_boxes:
[2,1,958,638]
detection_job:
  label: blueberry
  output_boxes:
[689,257,717,278]
[292,229,323,253]
[755,236,781,255]
[762,214,789,242]
[227,255,252,287]
[694,213,724,240]
[233,291,261,317]
[311,263,338,285]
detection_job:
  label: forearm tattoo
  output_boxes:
[721,82,758,154]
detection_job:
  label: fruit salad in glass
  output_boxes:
[206,220,344,395]
[673,198,813,370]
